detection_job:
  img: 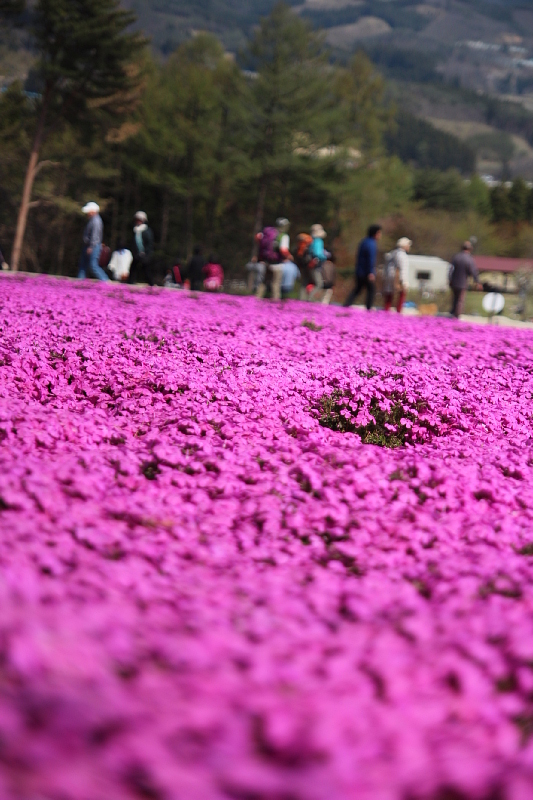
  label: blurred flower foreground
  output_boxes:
[0,276,533,800]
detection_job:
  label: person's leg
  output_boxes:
[271,264,283,301]
[247,270,256,294]
[396,290,406,314]
[321,288,333,305]
[309,266,324,301]
[343,275,361,307]
[146,259,155,287]
[366,278,375,310]
[88,245,109,282]
[456,289,466,318]
[77,248,88,279]
[451,288,461,317]
[383,293,392,311]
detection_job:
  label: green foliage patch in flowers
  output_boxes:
[315,389,436,448]
[302,320,323,332]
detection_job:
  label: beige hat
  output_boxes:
[134,211,148,223]
[311,224,327,239]
[397,237,412,249]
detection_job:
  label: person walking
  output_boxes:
[108,241,133,282]
[187,245,205,291]
[308,224,328,299]
[132,212,155,286]
[343,224,382,310]
[449,241,481,318]
[383,237,412,313]
[77,202,109,281]
[255,218,292,300]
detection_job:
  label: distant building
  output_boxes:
[475,255,533,292]
[474,256,533,275]
[407,256,451,292]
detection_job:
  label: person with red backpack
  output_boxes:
[255,217,292,300]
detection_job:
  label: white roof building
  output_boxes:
[407,255,451,292]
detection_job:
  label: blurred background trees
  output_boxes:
[2,0,533,276]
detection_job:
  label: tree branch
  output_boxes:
[34,160,60,177]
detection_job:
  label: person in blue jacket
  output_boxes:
[343,224,382,310]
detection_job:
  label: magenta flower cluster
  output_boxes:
[1,276,533,800]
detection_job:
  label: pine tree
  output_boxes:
[10,0,145,271]
[247,3,332,245]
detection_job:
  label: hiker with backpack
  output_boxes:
[343,224,382,310]
[383,237,412,313]
[308,224,330,300]
[255,218,292,300]
[295,233,314,300]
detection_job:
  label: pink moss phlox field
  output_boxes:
[1,277,533,799]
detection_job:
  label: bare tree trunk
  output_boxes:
[11,88,51,272]
[160,190,169,250]
[251,180,267,259]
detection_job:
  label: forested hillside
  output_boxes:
[3,0,533,280]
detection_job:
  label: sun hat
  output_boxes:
[397,237,412,249]
[134,211,148,223]
[82,202,100,214]
[276,217,290,231]
[311,224,327,239]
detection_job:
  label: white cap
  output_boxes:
[134,211,148,222]
[82,202,100,214]
[397,237,412,249]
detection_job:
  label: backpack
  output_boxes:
[99,244,111,269]
[323,260,336,288]
[258,227,280,264]
[296,234,313,260]
[383,250,399,294]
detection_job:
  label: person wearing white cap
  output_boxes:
[77,202,109,281]
[383,236,411,313]
[132,211,155,286]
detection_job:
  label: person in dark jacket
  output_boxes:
[343,225,382,310]
[187,246,205,291]
[132,211,155,286]
[449,241,481,318]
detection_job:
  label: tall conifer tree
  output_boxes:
[9,0,144,271]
